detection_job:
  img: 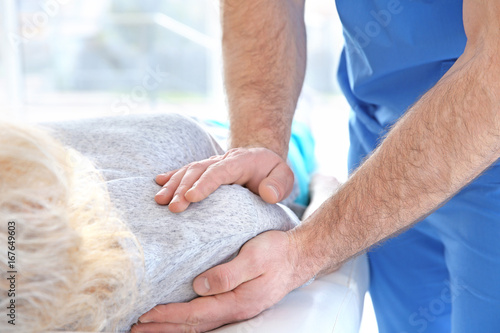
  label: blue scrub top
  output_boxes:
[335,0,467,171]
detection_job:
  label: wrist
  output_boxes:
[229,135,289,160]
[228,114,292,160]
[287,198,347,279]
[285,226,325,287]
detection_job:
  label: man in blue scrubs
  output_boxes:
[337,1,500,332]
[134,1,500,332]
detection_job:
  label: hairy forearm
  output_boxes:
[292,43,500,278]
[221,0,306,158]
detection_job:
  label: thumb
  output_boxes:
[258,162,295,204]
[193,249,260,296]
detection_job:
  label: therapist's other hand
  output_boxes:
[132,230,310,333]
[155,147,294,213]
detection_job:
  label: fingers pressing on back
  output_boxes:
[155,157,222,212]
[155,170,176,186]
[155,168,188,206]
[154,148,292,212]
[192,245,262,296]
[185,156,250,203]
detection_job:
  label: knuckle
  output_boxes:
[226,148,250,159]
[233,306,258,322]
[246,251,262,270]
[283,164,294,178]
[168,170,185,183]
[233,309,250,322]
[224,161,243,179]
[204,163,233,183]
[203,177,220,193]
[226,148,239,155]
[212,160,243,182]
[175,184,191,193]
[155,304,168,314]
[214,266,234,291]
[187,161,206,171]
[185,312,201,326]
[250,307,264,319]
[204,163,217,175]
[268,164,294,189]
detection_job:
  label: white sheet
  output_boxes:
[211,254,369,333]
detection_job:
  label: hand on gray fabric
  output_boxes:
[131,230,311,333]
[154,147,295,213]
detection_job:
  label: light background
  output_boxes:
[0,1,378,331]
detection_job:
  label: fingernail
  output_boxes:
[195,276,210,293]
[170,194,180,204]
[185,184,197,199]
[156,173,168,181]
[203,277,210,291]
[267,185,280,200]
[156,188,168,197]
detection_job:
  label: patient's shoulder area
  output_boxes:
[45,113,223,180]
[43,113,300,247]
[115,183,300,329]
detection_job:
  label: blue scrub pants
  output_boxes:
[349,118,500,333]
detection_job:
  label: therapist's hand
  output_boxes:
[132,230,312,333]
[155,147,294,213]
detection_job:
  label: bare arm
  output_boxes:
[222,0,306,158]
[154,0,306,211]
[292,1,500,277]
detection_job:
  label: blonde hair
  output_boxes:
[0,121,143,331]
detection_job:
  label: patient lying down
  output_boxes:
[0,113,299,332]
